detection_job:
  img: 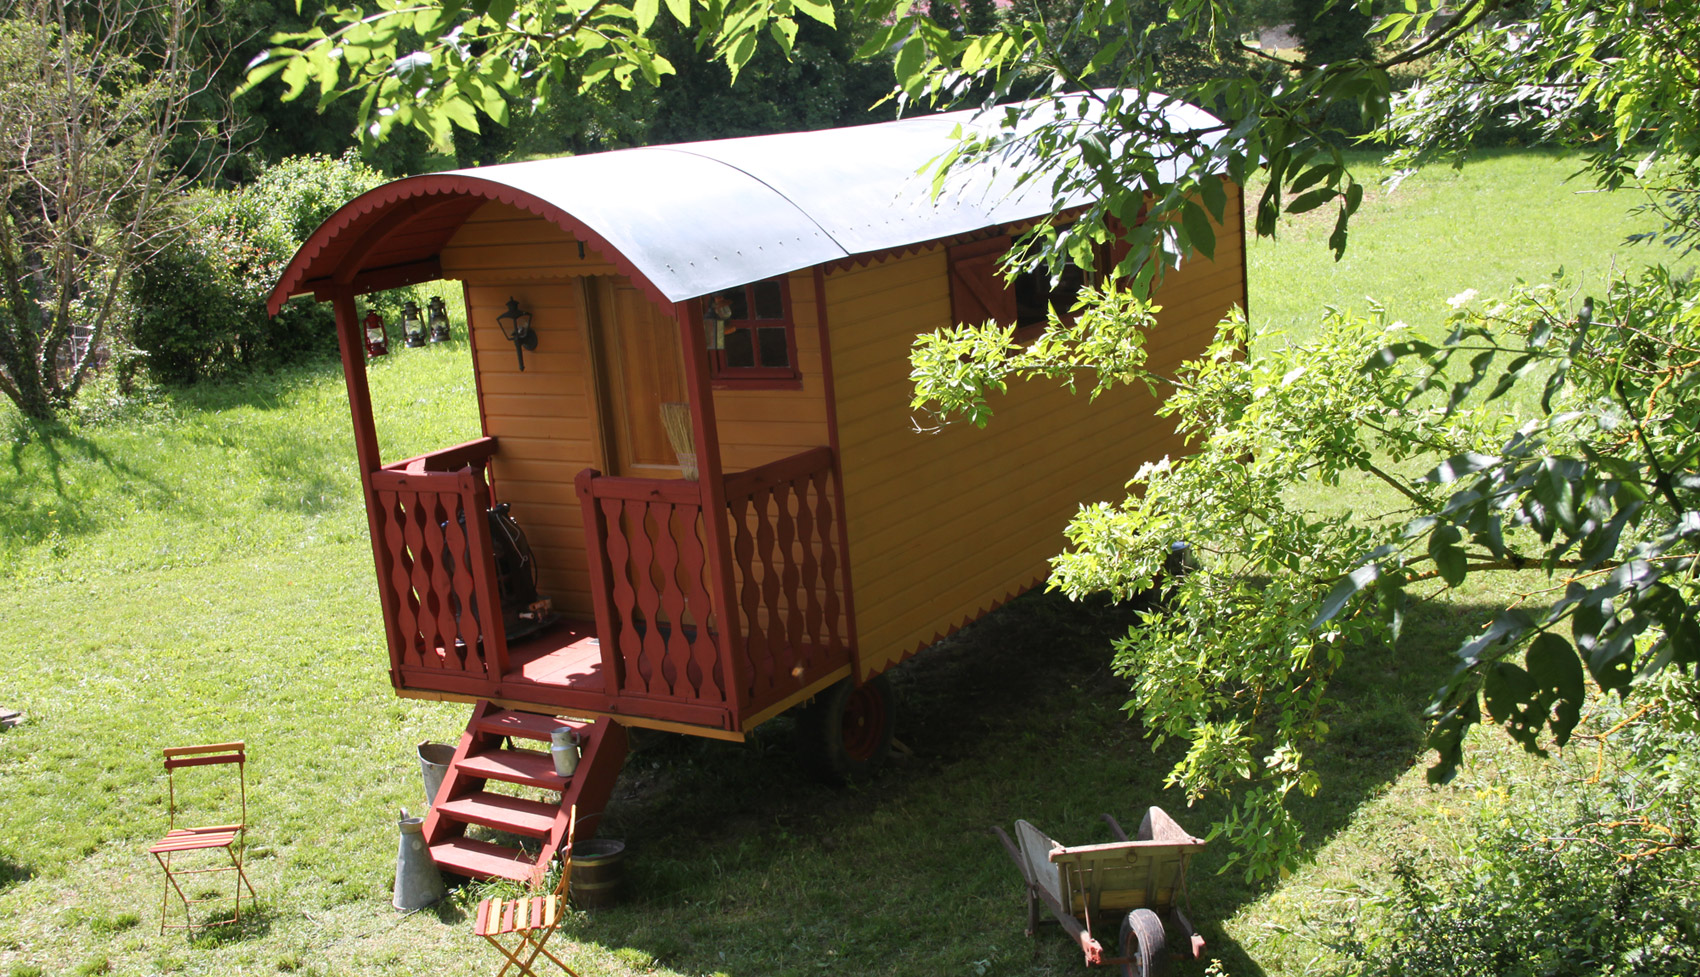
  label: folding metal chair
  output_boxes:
[474,805,582,977]
[148,742,256,934]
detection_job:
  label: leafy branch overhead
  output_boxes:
[243,0,838,150]
[902,0,1700,877]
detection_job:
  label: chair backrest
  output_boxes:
[163,742,246,832]
[536,803,579,897]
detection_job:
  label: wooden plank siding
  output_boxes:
[439,200,620,279]
[709,270,832,473]
[440,202,616,621]
[827,189,1246,676]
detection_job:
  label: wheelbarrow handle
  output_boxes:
[990,826,1032,885]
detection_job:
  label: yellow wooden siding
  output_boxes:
[710,270,832,473]
[440,201,619,279]
[448,236,604,617]
[829,197,1245,675]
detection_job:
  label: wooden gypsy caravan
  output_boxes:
[268,92,1248,883]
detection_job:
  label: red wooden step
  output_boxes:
[474,708,587,743]
[429,837,536,884]
[458,748,568,790]
[435,792,560,837]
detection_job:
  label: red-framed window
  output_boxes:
[706,276,799,385]
[948,233,1115,342]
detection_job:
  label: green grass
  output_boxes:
[1248,147,1664,345]
[0,150,1665,976]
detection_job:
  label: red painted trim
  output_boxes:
[462,281,496,496]
[675,300,747,721]
[710,378,803,392]
[721,446,834,499]
[812,264,862,684]
[314,257,443,299]
[268,174,675,315]
[574,468,626,700]
[707,276,802,385]
[332,286,401,687]
[578,474,704,505]
[1233,178,1250,324]
[384,436,499,473]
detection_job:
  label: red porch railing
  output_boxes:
[722,446,846,714]
[576,445,849,726]
[369,437,507,696]
[575,470,728,718]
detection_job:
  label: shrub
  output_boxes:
[131,152,388,386]
[1338,675,1700,977]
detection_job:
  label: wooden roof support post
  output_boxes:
[331,286,402,682]
[812,266,863,681]
[675,299,748,724]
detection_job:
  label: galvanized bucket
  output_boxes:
[418,741,456,807]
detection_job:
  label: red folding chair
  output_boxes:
[148,742,257,934]
[474,805,583,977]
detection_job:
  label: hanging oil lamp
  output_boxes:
[363,309,389,358]
[401,300,427,348]
[426,296,452,343]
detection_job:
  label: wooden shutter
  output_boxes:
[947,236,1018,327]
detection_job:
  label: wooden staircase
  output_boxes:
[423,700,629,883]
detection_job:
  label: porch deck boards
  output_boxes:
[502,618,605,693]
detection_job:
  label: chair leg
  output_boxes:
[484,932,539,977]
[483,928,581,977]
[518,928,581,977]
[155,852,197,935]
[154,847,257,934]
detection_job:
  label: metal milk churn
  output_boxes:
[393,808,447,911]
[551,728,581,778]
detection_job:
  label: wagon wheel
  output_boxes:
[1120,909,1166,977]
[794,675,896,784]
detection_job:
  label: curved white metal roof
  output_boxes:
[444,90,1220,302]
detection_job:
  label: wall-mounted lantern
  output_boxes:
[363,309,389,358]
[496,297,536,371]
[426,296,452,344]
[401,300,427,348]
[703,296,733,352]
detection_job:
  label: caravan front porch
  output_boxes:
[370,435,851,735]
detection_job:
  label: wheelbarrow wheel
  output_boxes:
[1120,908,1166,977]
[794,675,895,784]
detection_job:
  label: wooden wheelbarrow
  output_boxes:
[993,808,1207,975]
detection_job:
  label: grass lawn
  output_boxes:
[0,150,1667,977]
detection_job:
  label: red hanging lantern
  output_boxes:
[363,309,389,358]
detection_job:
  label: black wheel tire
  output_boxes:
[793,675,896,784]
[1120,908,1166,977]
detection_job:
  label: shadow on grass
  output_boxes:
[0,363,363,562]
[0,853,32,892]
[535,586,1509,977]
[0,416,180,555]
[180,902,277,947]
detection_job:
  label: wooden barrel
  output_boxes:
[570,839,626,908]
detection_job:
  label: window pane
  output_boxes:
[724,327,755,367]
[1013,266,1051,327]
[751,279,784,319]
[715,287,748,320]
[757,327,790,368]
[1050,262,1087,314]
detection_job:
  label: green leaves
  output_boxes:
[1034,270,1700,868]
[246,0,841,148]
[1427,523,1466,586]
